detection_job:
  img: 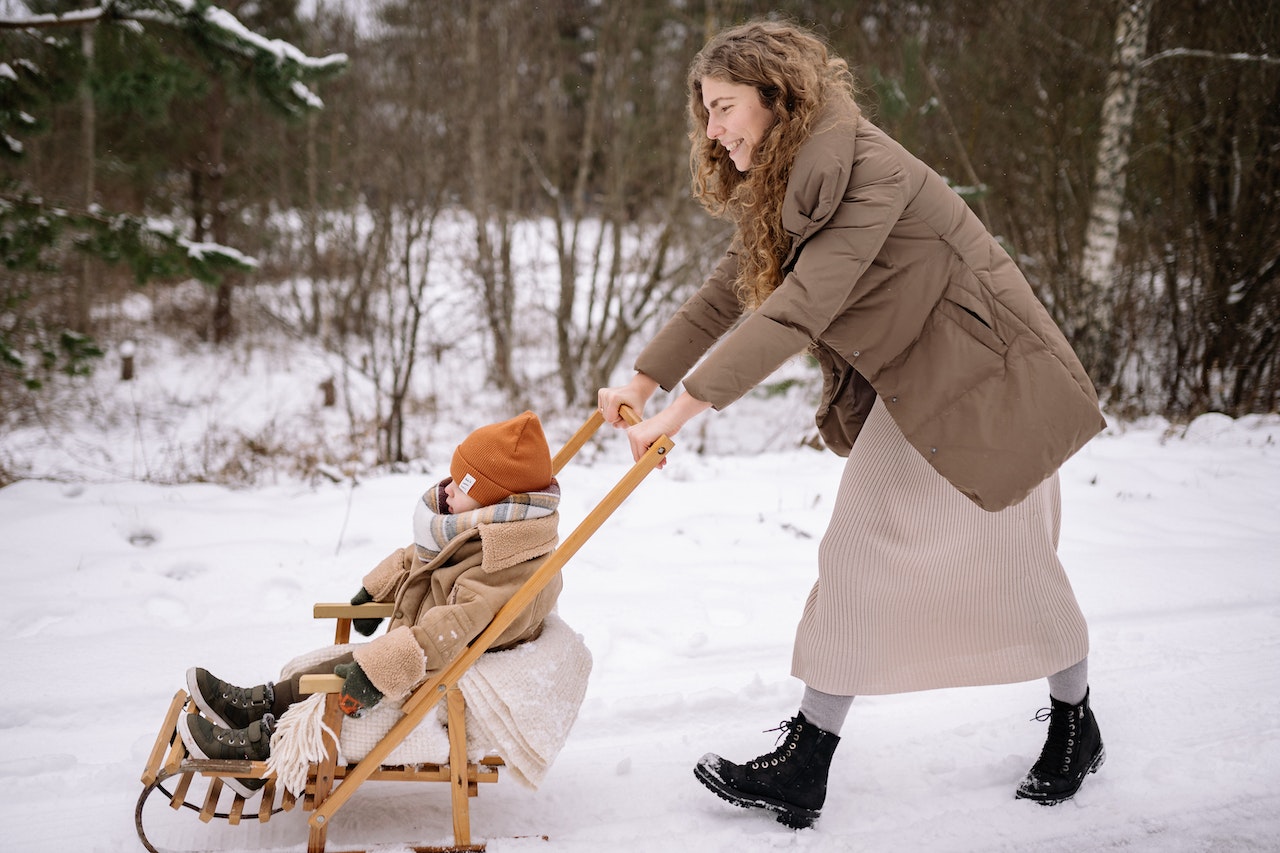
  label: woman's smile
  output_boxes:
[702,77,776,171]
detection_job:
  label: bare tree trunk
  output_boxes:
[551,4,615,406]
[1077,0,1153,372]
[76,23,95,335]
[208,84,233,343]
[190,79,235,343]
[465,0,517,396]
[304,110,322,336]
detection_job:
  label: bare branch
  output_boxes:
[1139,48,1280,70]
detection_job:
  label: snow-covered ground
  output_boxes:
[2,331,1279,851]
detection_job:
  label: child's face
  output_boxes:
[444,478,483,514]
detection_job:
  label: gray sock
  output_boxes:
[799,685,854,735]
[1047,657,1089,705]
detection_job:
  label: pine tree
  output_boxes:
[0,0,345,387]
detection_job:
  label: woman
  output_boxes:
[598,20,1107,829]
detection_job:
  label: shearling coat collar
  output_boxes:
[354,512,560,700]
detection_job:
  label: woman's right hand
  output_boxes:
[598,373,659,428]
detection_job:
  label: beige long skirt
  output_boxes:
[791,398,1089,696]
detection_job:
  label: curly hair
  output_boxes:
[688,20,859,309]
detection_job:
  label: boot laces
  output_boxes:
[1031,705,1080,775]
[748,718,803,770]
[220,679,273,710]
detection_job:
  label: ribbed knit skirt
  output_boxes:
[791,398,1089,696]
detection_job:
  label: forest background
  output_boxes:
[2,0,1278,485]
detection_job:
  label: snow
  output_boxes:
[180,239,260,269]
[3,320,1280,851]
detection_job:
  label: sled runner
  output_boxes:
[137,406,672,853]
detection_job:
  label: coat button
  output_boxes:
[852,350,860,357]
[930,447,937,454]
[890,395,898,403]
[394,610,404,619]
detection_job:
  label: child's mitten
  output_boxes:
[350,587,384,636]
[334,661,383,717]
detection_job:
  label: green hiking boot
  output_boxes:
[177,713,275,799]
[187,667,275,730]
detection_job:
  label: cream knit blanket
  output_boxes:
[272,612,591,792]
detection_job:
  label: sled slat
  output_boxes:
[228,793,245,825]
[142,690,188,785]
[169,770,194,810]
[199,778,223,822]
[163,730,188,775]
[259,779,276,822]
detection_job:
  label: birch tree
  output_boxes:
[1075,0,1153,374]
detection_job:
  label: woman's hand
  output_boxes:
[624,392,712,466]
[599,374,712,465]
[598,373,659,428]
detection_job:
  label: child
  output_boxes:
[177,410,562,797]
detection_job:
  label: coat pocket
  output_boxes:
[936,290,1008,357]
[878,297,1008,436]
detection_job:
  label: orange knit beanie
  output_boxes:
[450,411,553,506]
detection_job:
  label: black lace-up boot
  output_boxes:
[1016,688,1105,805]
[694,712,841,829]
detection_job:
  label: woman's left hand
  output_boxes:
[624,392,712,466]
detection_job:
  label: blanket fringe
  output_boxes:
[266,692,336,796]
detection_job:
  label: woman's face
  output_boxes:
[444,478,482,514]
[701,77,776,171]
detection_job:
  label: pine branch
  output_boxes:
[1,193,258,284]
[0,1,348,114]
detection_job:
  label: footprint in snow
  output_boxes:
[162,562,206,581]
[145,594,189,627]
[260,577,305,611]
[128,527,160,547]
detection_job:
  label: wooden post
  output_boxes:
[447,687,471,847]
[120,340,135,381]
[306,693,345,853]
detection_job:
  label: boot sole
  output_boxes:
[176,713,267,800]
[1015,743,1106,806]
[694,759,820,829]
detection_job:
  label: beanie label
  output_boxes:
[457,473,476,495]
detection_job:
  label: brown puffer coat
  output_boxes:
[351,513,560,701]
[637,109,1104,511]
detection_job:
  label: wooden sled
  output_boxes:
[137,406,672,853]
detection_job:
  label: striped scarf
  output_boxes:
[413,478,560,559]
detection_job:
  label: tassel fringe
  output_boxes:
[266,692,337,796]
